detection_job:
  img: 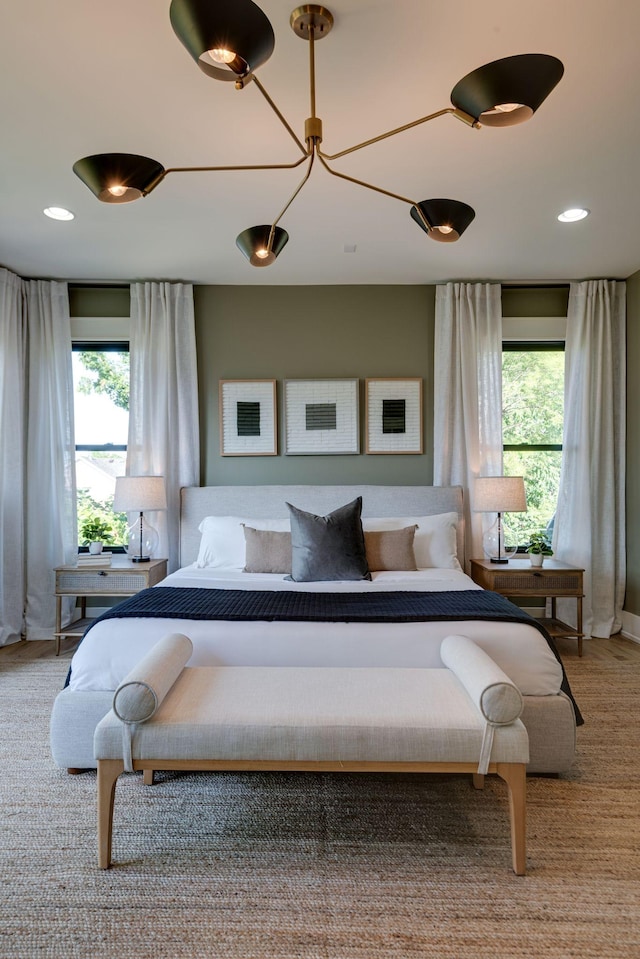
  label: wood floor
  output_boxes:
[2,632,640,663]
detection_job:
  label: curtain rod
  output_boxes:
[69,282,129,289]
[502,283,569,290]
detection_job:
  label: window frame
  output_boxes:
[502,338,565,550]
[502,340,564,457]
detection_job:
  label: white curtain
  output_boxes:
[128,282,200,572]
[0,270,26,645]
[554,280,626,638]
[433,282,503,564]
[24,280,78,638]
[0,270,76,644]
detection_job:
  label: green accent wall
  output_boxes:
[69,285,130,317]
[626,270,640,615]
[194,285,435,487]
[502,286,569,317]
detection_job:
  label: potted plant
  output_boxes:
[80,517,114,554]
[525,531,553,567]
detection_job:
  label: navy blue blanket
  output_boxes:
[81,586,581,723]
[87,585,549,627]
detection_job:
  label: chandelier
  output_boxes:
[73,0,564,267]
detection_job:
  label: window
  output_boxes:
[502,342,564,545]
[72,343,129,547]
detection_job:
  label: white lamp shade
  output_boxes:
[113,475,167,512]
[474,476,527,512]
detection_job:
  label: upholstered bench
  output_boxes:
[94,633,530,873]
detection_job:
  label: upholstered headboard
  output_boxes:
[179,485,464,568]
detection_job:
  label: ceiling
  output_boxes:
[2,0,639,286]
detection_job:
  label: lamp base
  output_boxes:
[482,514,517,565]
[126,512,159,564]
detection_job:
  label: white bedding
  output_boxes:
[68,566,563,697]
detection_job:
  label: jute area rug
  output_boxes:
[0,651,638,959]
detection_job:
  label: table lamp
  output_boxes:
[474,476,527,564]
[113,475,167,563]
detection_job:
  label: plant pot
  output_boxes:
[88,542,103,555]
[529,553,544,567]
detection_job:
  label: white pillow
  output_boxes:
[362,512,461,570]
[196,516,290,569]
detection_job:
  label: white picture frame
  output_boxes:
[219,379,277,456]
[284,379,359,455]
[365,378,423,454]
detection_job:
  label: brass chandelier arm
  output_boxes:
[317,107,477,162]
[412,204,433,233]
[317,152,420,211]
[145,153,310,196]
[250,76,310,157]
[267,150,316,247]
[142,170,169,196]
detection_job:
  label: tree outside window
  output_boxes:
[502,343,564,546]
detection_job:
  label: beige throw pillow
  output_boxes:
[364,525,418,572]
[242,526,292,574]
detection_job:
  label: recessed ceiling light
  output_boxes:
[557,207,589,223]
[43,206,74,221]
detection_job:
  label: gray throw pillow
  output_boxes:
[286,496,371,582]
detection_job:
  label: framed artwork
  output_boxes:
[284,379,359,455]
[365,378,423,454]
[219,380,277,456]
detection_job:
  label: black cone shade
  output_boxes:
[170,0,275,81]
[236,225,289,266]
[451,54,564,127]
[73,154,165,203]
[410,199,476,242]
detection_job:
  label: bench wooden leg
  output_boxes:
[143,768,155,786]
[497,763,527,875]
[97,759,124,869]
[472,773,485,790]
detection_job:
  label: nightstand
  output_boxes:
[469,557,585,656]
[54,556,168,655]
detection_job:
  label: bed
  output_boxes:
[50,485,578,773]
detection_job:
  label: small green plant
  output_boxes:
[80,516,114,545]
[525,531,554,556]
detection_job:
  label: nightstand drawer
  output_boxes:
[489,570,582,594]
[56,569,150,593]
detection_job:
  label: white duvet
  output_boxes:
[67,566,563,697]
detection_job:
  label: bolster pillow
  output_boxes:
[440,634,523,725]
[112,633,193,724]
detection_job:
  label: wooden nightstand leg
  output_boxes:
[55,595,62,656]
[577,595,583,657]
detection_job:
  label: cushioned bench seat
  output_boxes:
[94,633,530,873]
